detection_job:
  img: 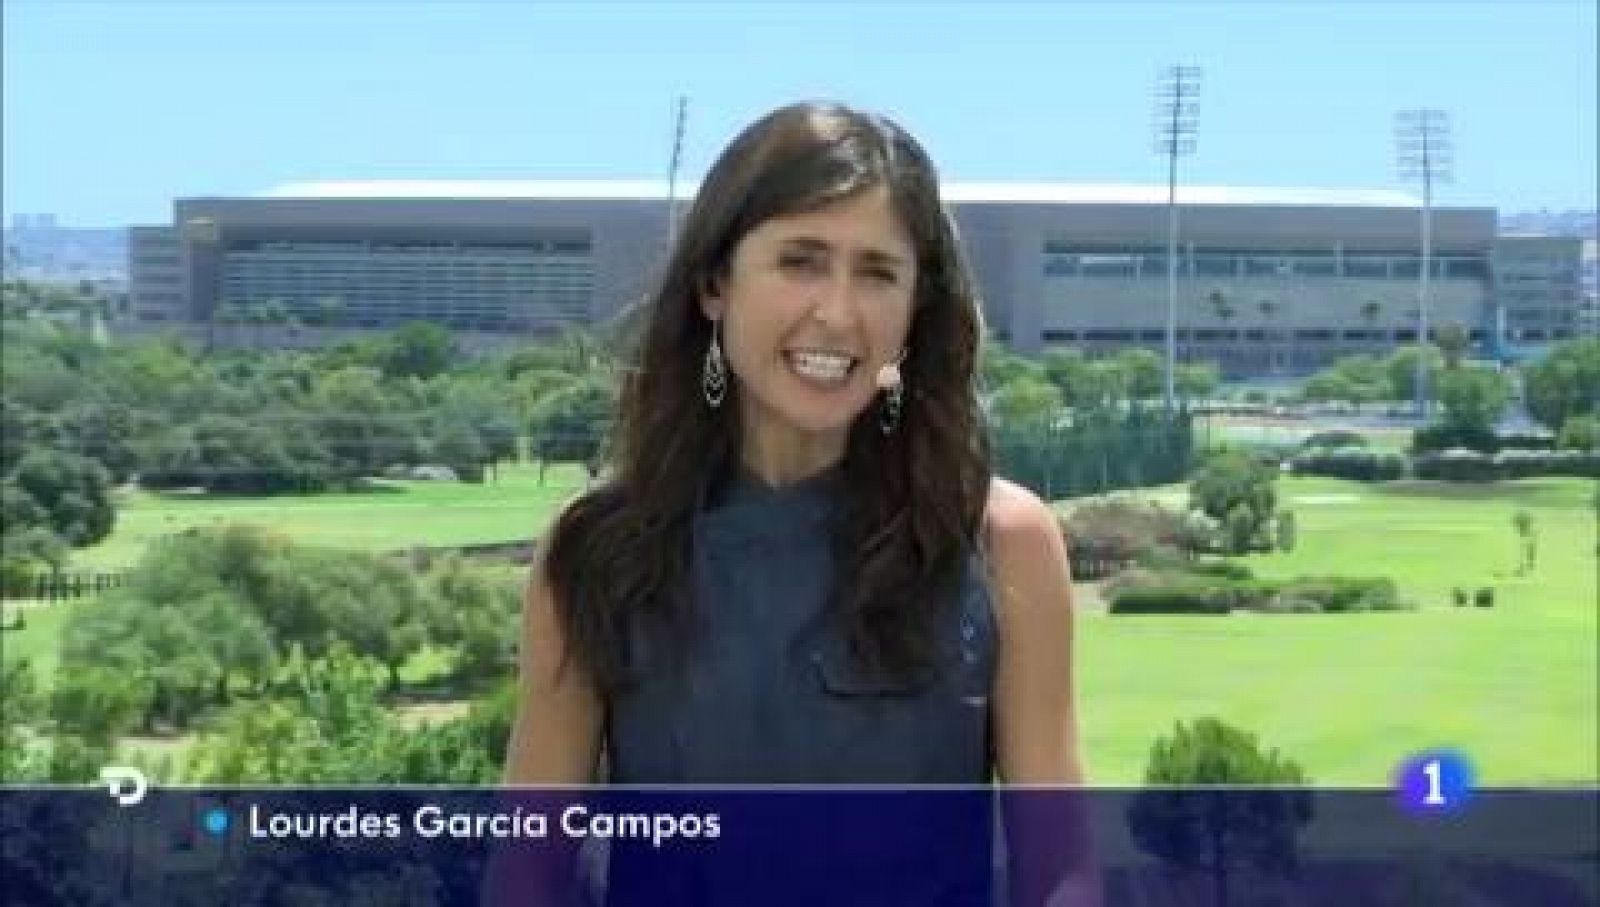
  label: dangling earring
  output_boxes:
[880,381,903,435]
[877,352,906,435]
[702,319,727,409]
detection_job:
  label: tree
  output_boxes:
[1,657,44,781]
[49,663,152,747]
[1275,510,1298,553]
[1112,348,1164,400]
[438,378,521,476]
[1513,509,1537,575]
[528,374,618,479]
[1127,717,1314,907]
[6,449,115,546]
[1434,321,1471,370]
[1434,368,1511,433]
[1524,338,1600,432]
[1081,360,1131,410]
[312,296,347,328]
[989,375,1065,428]
[0,526,68,595]
[50,402,147,484]
[312,366,424,479]
[432,417,489,483]
[381,321,456,380]
[1386,344,1445,402]
[1040,348,1094,409]
[1189,450,1278,554]
[1174,363,1221,402]
[426,555,520,686]
[1557,414,1600,451]
[980,338,1045,390]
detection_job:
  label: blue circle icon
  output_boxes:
[203,808,230,835]
[1394,749,1475,815]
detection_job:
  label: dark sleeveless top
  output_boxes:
[604,466,998,785]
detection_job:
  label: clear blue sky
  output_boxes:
[4,0,1595,228]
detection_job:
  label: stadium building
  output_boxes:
[126,181,1588,376]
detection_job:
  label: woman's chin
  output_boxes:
[750,395,871,439]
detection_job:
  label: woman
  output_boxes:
[499,101,1092,903]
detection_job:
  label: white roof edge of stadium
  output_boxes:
[255,179,1431,208]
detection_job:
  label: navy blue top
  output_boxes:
[604,466,998,785]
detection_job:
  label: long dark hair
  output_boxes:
[542,101,991,695]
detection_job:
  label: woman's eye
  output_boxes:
[864,268,898,285]
[779,254,824,273]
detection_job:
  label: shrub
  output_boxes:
[1300,430,1368,451]
[1413,448,1499,482]
[1272,576,1400,613]
[1109,582,1232,615]
[1110,573,1408,615]
[1493,450,1600,479]
[1190,450,1278,555]
[1288,447,1407,481]
[1063,494,1214,577]
[1257,596,1322,615]
[1474,587,1495,608]
[1557,414,1600,451]
[1412,423,1498,455]
[1452,588,1469,607]
[1100,566,1163,601]
[1184,559,1254,581]
[1495,431,1557,452]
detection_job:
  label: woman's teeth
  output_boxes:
[787,350,854,382]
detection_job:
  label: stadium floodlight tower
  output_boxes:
[1395,108,1453,419]
[1153,65,1200,414]
[665,96,689,249]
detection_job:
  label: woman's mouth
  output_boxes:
[784,349,857,385]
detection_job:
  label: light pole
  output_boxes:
[1395,109,1452,420]
[665,96,689,250]
[1154,66,1200,415]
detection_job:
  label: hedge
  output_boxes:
[1288,447,1407,481]
[1413,448,1600,481]
[1109,574,1408,614]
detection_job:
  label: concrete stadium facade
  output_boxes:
[127,181,1587,376]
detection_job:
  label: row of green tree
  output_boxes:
[1,297,621,581]
[2,524,522,783]
[1300,337,1600,447]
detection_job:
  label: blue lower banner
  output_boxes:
[1,785,1595,906]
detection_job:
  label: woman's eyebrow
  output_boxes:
[778,235,909,268]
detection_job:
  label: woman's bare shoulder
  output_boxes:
[983,477,1058,541]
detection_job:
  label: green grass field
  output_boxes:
[73,462,591,570]
[1200,416,1415,454]
[6,458,1594,786]
[1078,475,1597,785]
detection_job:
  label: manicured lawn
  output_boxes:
[1200,416,1414,454]
[1073,476,1598,785]
[1,599,88,691]
[75,462,589,570]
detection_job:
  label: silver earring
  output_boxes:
[702,321,727,408]
[878,355,905,435]
[880,381,903,435]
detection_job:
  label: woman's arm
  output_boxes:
[986,479,1101,907]
[483,552,603,907]
[503,551,603,785]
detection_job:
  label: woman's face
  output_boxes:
[701,185,918,443]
